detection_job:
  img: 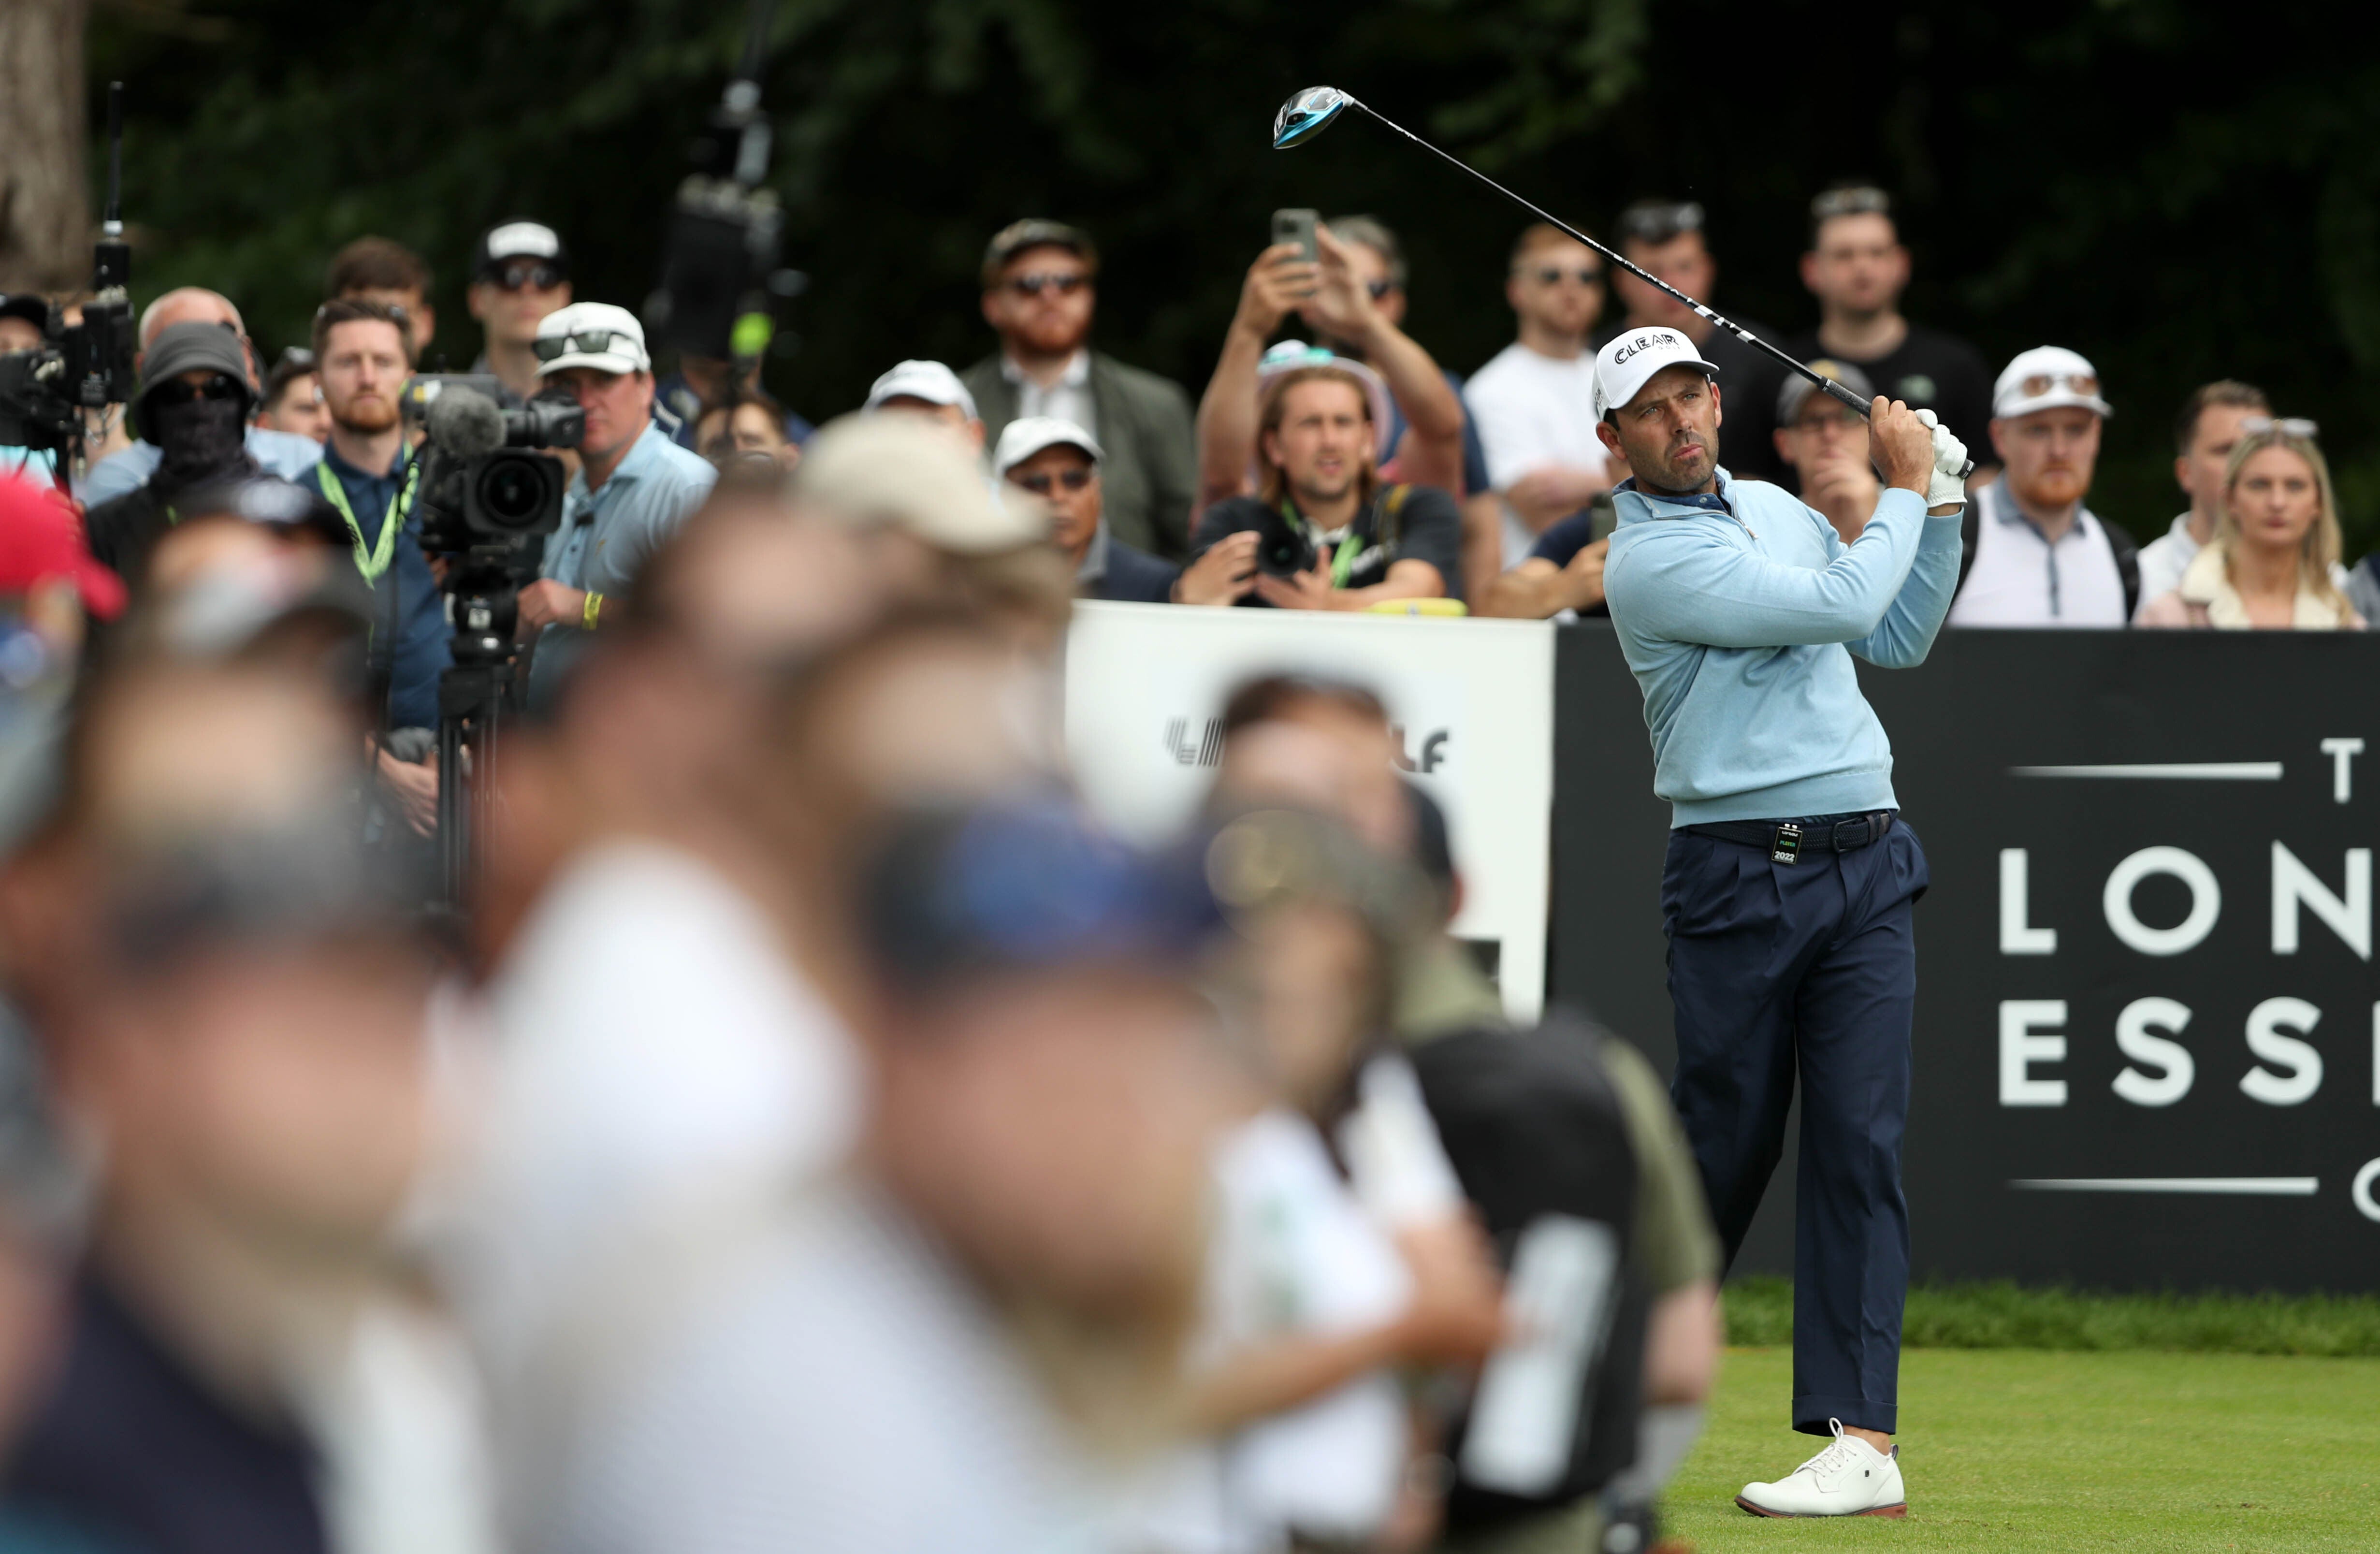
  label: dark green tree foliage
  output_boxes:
[90,0,2380,552]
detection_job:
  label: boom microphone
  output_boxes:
[424,385,507,459]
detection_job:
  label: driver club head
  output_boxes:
[1273,86,1353,149]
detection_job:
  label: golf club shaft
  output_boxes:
[1347,97,1969,475]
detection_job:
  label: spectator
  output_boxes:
[83,323,264,586]
[520,303,717,708]
[1463,224,1618,594]
[84,289,324,505]
[2350,547,2380,628]
[1773,359,1881,544]
[1190,363,1461,611]
[992,416,1254,605]
[325,235,436,360]
[1788,185,1995,484]
[254,347,330,442]
[0,295,41,355]
[1611,199,1790,483]
[1324,217,1488,504]
[1197,225,1470,520]
[961,220,1196,559]
[863,359,985,450]
[2137,421,2364,629]
[694,390,801,472]
[2136,380,2270,612]
[306,299,453,765]
[1475,519,1609,620]
[1948,347,2138,626]
[660,353,813,455]
[464,221,573,403]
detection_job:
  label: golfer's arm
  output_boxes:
[1605,490,1931,647]
[1478,558,1576,619]
[1194,323,1268,512]
[1335,558,1446,609]
[1850,508,1966,668]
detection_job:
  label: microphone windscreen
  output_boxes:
[424,385,508,459]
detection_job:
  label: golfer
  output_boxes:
[1596,329,1968,1519]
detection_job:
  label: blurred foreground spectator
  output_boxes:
[254,349,330,443]
[325,237,436,362]
[1948,347,2137,626]
[2136,421,2363,629]
[1612,200,1787,483]
[865,360,986,450]
[963,221,1196,559]
[1191,364,1460,611]
[2135,381,2269,612]
[1788,186,1993,484]
[465,223,573,404]
[1773,360,1881,544]
[994,416,1254,605]
[86,291,323,505]
[1464,224,1616,595]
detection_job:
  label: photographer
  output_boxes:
[0,296,58,483]
[518,303,715,708]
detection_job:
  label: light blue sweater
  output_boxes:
[1601,469,1962,827]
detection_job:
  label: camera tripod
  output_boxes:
[432,578,525,922]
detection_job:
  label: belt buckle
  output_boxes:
[1770,822,1803,865]
[1837,816,1873,849]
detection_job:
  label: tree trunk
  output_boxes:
[0,0,89,294]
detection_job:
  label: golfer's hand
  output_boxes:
[1870,398,1934,497]
[1236,243,1318,337]
[1253,542,1343,611]
[1175,530,1259,606]
[1915,409,1970,513]
[515,579,587,636]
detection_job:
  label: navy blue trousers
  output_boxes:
[1661,819,1928,1437]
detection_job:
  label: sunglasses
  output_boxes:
[1008,272,1088,297]
[1812,186,1892,221]
[1364,279,1401,300]
[275,346,316,371]
[2239,415,2319,439]
[151,373,245,407]
[532,328,639,363]
[1010,466,1094,495]
[492,261,565,292]
[1618,202,1704,242]
[2016,371,2100,400]
[1525,265,1603,287]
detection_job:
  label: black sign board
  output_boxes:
[1550,625,2380,1294]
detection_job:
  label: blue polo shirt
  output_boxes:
[316,444,451,733]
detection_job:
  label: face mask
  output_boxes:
[151,395,250,490]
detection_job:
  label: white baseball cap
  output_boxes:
[1993,345,2111,420]
[865,359,980,421]
[992,416,1103,476]
[1592,326,1724,419]
[534,302,649,377]
[794,413,1045,554]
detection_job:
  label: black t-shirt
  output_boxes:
[1784,322,1994,455]
[1192,485,1465,606]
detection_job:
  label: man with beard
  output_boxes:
[961,221,1197,558]
[85,324,266,587]
[309,298,452,826]
[1946,347,2136,625]
[1596,328,1969,1519]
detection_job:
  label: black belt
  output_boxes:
[1684,810,1895,865]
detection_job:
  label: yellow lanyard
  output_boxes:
[1279,499,1361,588]
[315,457,419,582]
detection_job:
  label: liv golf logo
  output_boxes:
[1164,716,1450,774]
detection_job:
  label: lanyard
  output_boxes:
[315,457,419,582]
[1279,500,1362,589]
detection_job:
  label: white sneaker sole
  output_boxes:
[1734,1495,1908,1519]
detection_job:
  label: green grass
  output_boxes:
[1721,1278,2380,1356]
[1671,1347,2380,1552]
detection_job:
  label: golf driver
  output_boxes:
[1273,85,1973,477]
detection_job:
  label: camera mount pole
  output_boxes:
[432,570,522,921]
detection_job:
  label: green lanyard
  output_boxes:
[315,457,419,582]
[1279,499,1361,589]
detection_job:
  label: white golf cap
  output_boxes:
[1592,326,1723,419]
[865,359,980,421]
[1993,345,2111,420]
[794,412,1045,555]
[534,301,649,377]
[992,416,1103,476]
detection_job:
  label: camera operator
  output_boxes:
[83,323,265,587]
[518,304,716,709]
[0,296,58,484]
[84,289,324,506]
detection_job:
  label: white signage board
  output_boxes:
[1062,602,1556,1021]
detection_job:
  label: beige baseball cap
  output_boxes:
[793,413,1046,554]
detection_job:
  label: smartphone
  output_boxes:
[1272,207,1319,263]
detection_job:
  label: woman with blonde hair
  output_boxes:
[2136,419,2364,628]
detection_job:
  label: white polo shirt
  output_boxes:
[1947,480,2128,627]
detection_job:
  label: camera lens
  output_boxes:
[474,454,549,530]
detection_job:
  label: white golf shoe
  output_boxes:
[1734,1418,1906,1518]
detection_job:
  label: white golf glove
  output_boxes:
[1916,408,1968,508]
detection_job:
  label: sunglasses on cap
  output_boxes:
[1010,466,1094,495]
[2016,370,2100,400]
[150,373,246,407]
[2240,415,2319,439]
[1812,186,1891,221]
[1524,264,1602,287]
[491,260,565,292]
[533,328,639,363]
[1007,272,1088,297]
[1618,202,1704,243]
